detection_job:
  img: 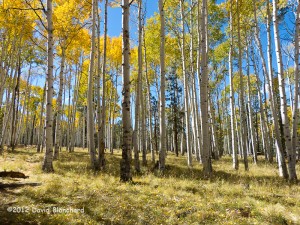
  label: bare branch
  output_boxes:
[5,7,44,11]
[38,0,47,12]
[24,0,47,30]
[129,0,135,6]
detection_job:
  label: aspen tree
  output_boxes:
[236,0,248,171]
[120,0,132,182]
[54,46,65,160]
[291,3,300,178]
[42,0,54,172]
[272,0,297,180]
[180,0,192,167]
[159,0,166,171]
[200,0,212,176]
[229,0,238,170]
[87,0,98,170]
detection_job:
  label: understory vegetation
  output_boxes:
[1,148,299,225]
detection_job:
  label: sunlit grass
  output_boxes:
[0,148,299,224]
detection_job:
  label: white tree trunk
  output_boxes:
[180,0,192,167]
[42,0,54,172]
[291,3,300,180]
[99,0,108,169]
[246,45,257,164]
[200,0,212,176]
[87,0,98,170]
[272,0,297,180]
[229,0,238,170]
[133,0,143,172]
[54,46,65,160]
[120,0,132,182]
[237,0,248,171]
[159,0,166,170]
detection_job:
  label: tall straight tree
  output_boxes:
[159,0,166,171]
[98,0,108,169]
[53,45,65,160]
[42,0,54,172]
[246,44,257,164]
[272,0,297,181]
[120,0,132,182]
[237,0,248,171]
[199,0,212,176]
[292,3,300,164]
[253,0,287,176]
[87,0,98,170]
[180,0,192,167]
[133,0,142,173]
[229,0,238,170]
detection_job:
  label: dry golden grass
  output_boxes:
[0,148,299,225]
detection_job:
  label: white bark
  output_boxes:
[133,0,143,172]
[120,0,132,182]
[54,46,65,160]
[292,3,300,163]
[99,0,108,169]
[272,0,297,180]
[246,45,257,164]
[159,0,166,170]
[229,0,238,170]
[180,0,192,167]
[237,0,248,171]
[87,0,98,170]
[42,0,54,172]
[200,0,212,176]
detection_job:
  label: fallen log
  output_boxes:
[0,171,29,179]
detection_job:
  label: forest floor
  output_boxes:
[0,148,300,225]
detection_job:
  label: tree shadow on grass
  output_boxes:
[150,163,288,187]
[3,149,38,157]
[54,151,122,178]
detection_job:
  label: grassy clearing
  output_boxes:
[0,148,299,225]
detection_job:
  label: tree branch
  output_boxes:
[24,0,47,30]
[5,7,44,11]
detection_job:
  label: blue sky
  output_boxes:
[106,1,158,38]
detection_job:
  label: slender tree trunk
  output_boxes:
[209,99,219,160]
[237,0,248,171]
[10,58,21,152]
[69,63,80,153]
[272,0,296,180]
[159,0,166,171]
[189,0,198,161]
[143,30,155,163]
[133,0,144,172]
[246,45,257,164]
[267,0,287,178]
[229,0,238,170]
[42,0,54,172]
[120,0,132,182]
[200,0,212,176]
[141,91,147,165]
[87,0,98,170]
[98,0,108,169]
[180,0,192,167]
[291,3,300,177]
[196,0,203,163]
[251,46,272,163]
[110,75,118,154]
[54,46,65,160]
[37,84,46,153]
[253,0,286,173]
[140,26,147,166]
